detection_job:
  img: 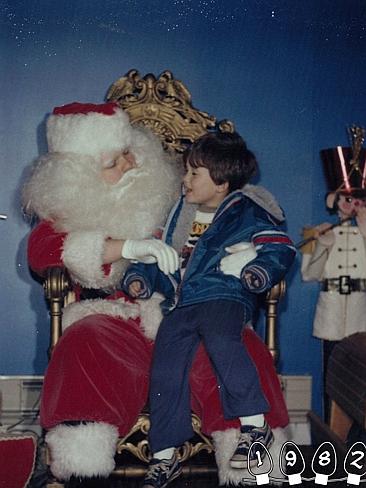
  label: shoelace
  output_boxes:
[146,460,171,481]
[237,431,254,449]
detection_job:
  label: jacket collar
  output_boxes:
[170,185,284,251]
[213,190,244,222]
[215,185,286,224]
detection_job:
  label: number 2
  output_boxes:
[350,450,365,470]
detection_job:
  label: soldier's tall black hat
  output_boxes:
[320,126,366,198]
[321,146,366,197]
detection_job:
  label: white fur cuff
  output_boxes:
[46,422,119,480]
[62,231,126,288]
[136,293,164,340]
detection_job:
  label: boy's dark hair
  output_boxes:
[183,131,258,192]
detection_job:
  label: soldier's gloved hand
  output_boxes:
[220,242,257,279]
[314,222,335,248]
[122,239,179,275]
[356,207,366,238]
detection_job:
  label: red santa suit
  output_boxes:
[24,102,288,483]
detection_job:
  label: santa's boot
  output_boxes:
[65,475,111,488]
[45,421,119,482]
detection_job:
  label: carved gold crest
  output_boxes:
[107,69,234,153]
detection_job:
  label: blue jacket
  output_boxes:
[122,187,296,315]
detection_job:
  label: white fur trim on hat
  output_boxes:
[62,297,140,332]
[47,106,131,157]
[46,422,119,480]
[62,231,127,288]
[212,427,287,486]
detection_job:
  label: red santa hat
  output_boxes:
[46,102,132,157]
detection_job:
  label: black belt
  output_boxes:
[79,288,111,300]
[323,276,366,294]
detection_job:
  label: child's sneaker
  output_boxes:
[230,421,274,469]
[143,451,182,488]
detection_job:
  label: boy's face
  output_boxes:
[100,149,137,184]
[183,163,228,208]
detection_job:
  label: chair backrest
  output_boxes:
[106,69,234,152]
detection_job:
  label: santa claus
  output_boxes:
[23,102,289,485]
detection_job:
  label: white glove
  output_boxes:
[220,242,257,278]
[314,222,335,248]
[356,207,366,238]
[122,239,179,275]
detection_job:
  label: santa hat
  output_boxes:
[321,146,366,197]
[46,102,132,157]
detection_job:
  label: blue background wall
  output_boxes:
[1,0,366,417]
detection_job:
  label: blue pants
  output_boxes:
[148,300,269,453]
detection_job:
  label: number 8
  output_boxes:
[319,450,331,466]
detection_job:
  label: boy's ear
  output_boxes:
[217,181,229,193]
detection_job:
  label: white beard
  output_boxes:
[23,127,181,239]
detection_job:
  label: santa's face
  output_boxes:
[337,193,366,218]
[23,125,180,239]
[100,149,137,184]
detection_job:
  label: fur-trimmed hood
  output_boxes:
[242,184,285,223]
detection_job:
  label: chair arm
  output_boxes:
[264,280,286,365]
[43,267,71,357]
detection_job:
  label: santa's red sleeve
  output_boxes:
[28,220,118,288]
[28,220,66,276]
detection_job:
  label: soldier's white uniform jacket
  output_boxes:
[302,221,366,341]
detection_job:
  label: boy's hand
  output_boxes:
[220,242,257,278]
[122,239,179,275]
[128,280,143,298]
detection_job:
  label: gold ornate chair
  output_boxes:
[43,69,286,484]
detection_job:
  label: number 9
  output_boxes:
[285,450,297,467]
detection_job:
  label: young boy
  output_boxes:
[122,131,295,488]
